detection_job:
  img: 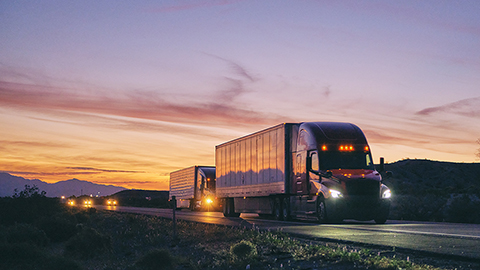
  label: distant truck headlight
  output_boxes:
[206,198,213,204]
[382,189,392,199]
[329,189,343,198]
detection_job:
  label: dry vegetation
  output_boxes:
[2,187,479,270]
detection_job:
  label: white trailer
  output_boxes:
[169,166,217,210]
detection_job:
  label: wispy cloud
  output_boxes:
[0,80,287,128]
[146,0,243,13]
[66,167,146,173]
[2,170,98,176]
[415,97,480,118]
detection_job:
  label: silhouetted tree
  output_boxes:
[13,184,46,198]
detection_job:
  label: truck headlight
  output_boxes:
[382,189,392,199]
[206,198,213,204]
[329,189,343,198]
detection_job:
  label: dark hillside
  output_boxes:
[111,190,170,208]
[383,159,480,196]
[381,159,480,223]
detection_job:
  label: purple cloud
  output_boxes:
[416,97,480,118]
[146,0,243,13]
[0,80,288,128]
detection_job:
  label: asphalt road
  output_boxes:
[96,205,480,261]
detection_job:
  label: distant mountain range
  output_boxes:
[0,172,127,198]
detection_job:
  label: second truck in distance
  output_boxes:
[169,166,218,211]
[215,122,391,224]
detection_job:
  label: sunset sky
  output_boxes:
[1,0,480,191]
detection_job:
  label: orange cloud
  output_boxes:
[0,80,290,128]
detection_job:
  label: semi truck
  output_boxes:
[215,122,392,224]
[169,166,219,211]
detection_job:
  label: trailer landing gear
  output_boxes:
[223,198,240,217]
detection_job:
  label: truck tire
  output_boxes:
[316,197,328,223]
[282,198,291,221]
[274,198,283,221]
[374,215,387,224]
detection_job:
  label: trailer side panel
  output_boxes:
[216,124,296,198]
[169,166,197,200]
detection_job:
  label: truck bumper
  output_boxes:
[326,197,391,221]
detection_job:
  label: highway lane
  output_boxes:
[96,205,480,261]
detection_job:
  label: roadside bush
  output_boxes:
[37,213,78,242]
[135,249,176,270]
[390,195,446,222]
[0,242,82,270]
[65,227,111,258]
[74,207,96,223]
[0,193,64,226]
[445,194,480,223]
[230,240,257,260]
[0,242,46,268]
[6,223,49,247]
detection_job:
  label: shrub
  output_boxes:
[65,227,111,258]
[0,242,45,266]
[0,242,82,270]
[0,195,64,225]
[37,214,78,242]
[390,195,447,222]
[135,249,176,270]
[230,240,257,260]
[6,223,49,247]
[446,195,480,223]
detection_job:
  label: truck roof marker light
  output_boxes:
[322,145,328,151]
[339,145,354,151]
[364,146,369,151]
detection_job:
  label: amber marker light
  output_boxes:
[339,145,354,151]
[322,145,328,151]
[364,146,369,151]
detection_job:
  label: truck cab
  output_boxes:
[293,122,391,223]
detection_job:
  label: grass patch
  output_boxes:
[0,194,467,270]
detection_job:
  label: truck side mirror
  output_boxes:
[321,171,333,178]
[378,157,385,173]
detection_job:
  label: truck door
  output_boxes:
[295,153,308,194]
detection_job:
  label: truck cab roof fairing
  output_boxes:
[299,122,368,146]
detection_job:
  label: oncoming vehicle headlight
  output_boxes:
[206,198,213,204]
[382,189,392,199]
[329,189,343,198]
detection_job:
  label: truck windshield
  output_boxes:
[319,151,374,170]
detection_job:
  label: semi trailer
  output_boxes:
[169,166,219,211]
[215,122,391,223]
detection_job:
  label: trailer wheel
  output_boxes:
[316,197,328,223]
[274,198,283,221]
[222,199,229,217]
[282,198,291,221]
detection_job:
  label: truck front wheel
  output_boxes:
[316,197,328,223]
